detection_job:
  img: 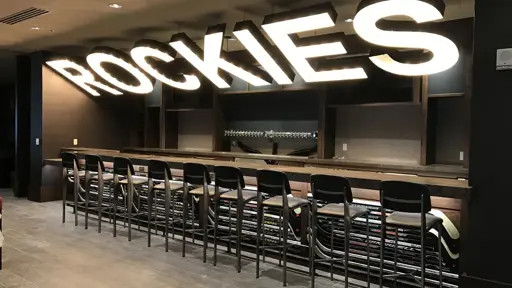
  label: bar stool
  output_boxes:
[213,166,257,272]
[147,160,183,251]
[61,152,84,226]
[379,181,443,288]
[112,157,147,241]
[255,169,310,286]
[83,154,115,232]
[310,174,370,288]
[182,163,220,263]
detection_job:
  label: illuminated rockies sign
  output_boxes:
[46,0,459,96]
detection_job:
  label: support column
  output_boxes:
[463,1,512,287]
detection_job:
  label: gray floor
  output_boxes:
[0,190,375,288]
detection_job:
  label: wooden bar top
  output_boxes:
[63,147,468,179]
[52,148,470,199]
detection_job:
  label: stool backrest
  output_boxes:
[380,181,432,213]
[113,157,135,176]
[61,152,79,170]
[85,154,105,172]
[183,163,211,185]
[311,174,352,203]
[214,166,245,189]
[257,169,291,197]
[148,160,172,181]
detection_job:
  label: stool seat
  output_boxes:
[92,173,114,181]
[119,176,148,185]
[386,211,443,230]
[263,195,309,209]
[154,181,183,191]
[318,203,368,219]
[189,186,230,196]
[221,189,258,201]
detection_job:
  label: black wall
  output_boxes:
[463,0,512,287]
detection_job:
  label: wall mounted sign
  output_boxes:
[45,0,460,96]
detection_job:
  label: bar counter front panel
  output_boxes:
[46,148,469,287]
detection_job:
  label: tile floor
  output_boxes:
[0,190,377,288]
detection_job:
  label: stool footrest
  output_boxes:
[259,244,294,250]
[314,258,345,263]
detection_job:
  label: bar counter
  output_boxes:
[51,147,470,199]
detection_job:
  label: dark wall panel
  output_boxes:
[334,105,422,164]
[435,98,467,165]
[42,66,143,159]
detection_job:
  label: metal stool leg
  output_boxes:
[213,195,220,266]
[330,218,334,281]
[310,201,317,287]
[74,171,79,227]
[164,188,170,252]
[192,196,195,245]
[379,222,386,288]
[283,208,289,286]
[171,190,175,239]
[279,210,282,267]
[127,183,133,242]
[147,182,153,247]
[182,185,189,258]
[438,223,443,288]
[113,182,118,237]
[85,172,90,230]
[421,226,425,287]
[394,228,398,287]
[202,194,209,263]
[227,201,232,254]
[256,198,263,278]
[62,168,67,223]
[236,200,243,273]
[344,217,350,288]
[98,175,103,233]
[366,212,371,288]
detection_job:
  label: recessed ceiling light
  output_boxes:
[109,3,122,8]
[31,26,40,30]
[345,18,353,23]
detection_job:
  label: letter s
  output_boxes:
[353,0,459,76]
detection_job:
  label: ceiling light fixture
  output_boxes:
[87,47,154,94]
[46,59,122,96]
[170,24,272,88]
[261,3,367,83]
[130,39,201,91]
[233,20,295,85]
[31,26,40,30]
[109,3,122,8]
[345,18,353,23]
[353,0,459,76]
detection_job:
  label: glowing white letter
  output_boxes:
[46,59,122,96]
[261,4,367,83]
[353,0,459,76]
[131,41,201,91]
[87,48,154,94]
[170,26,271,88]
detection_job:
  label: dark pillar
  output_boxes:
[463,1,512,287]
[14,53,43,201]
[14,55,31,198]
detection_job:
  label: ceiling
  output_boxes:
[0,0,474,84]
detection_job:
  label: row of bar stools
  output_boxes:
[83,154,115,232]
[147,160,183,251]
[310,174,370,288]
[379,181,443,288]
[256,170,310,286]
